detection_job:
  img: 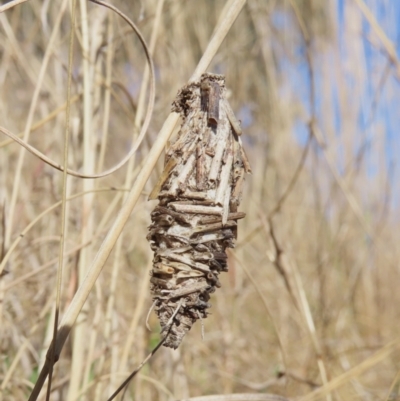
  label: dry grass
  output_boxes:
[1,0,400,400]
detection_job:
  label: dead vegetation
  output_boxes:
[1,0,400,400]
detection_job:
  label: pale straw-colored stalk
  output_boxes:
[27,1,247,400]
[118,0,166,374]
[92,0,166,394]
[83,13,115,399]
[0,0,68,306]
[300,337,400,401]
[0,0,30,13]
[66,0,96,398]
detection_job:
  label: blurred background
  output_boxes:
[1,0,400,400]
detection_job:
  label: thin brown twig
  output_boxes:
[46,0,75,398]
[236,133,312,250]
[114,337,167,401]
[264,218,299,312]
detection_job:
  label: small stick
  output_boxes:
[157,246,192,257]
[199,212,246,225]
[201,79,211,112]
[231,170,244,204]
[222,186,231,225]
[161,298,185,333]
[201,79,221,125]
[152,206,191,226]
[176,270,204,279]
[166,233,191,245]
[170,204,223,215]
[196,310,205,341]
[232,136,241,168]
[239,138,252,174]
[215,151,233,206]
[193,250,214,261]
[146,301,157,331]
[152,214,174,227]
[107,335,167,401]
[190,221,237,236]
[190,232,229,244]
[208,117,231,182]
[196,142,206,190]
[180,136,198,164]
[172,199,215,205]
[150,276,175,289]
[169,153,196,194]
[168,282,209,299]
[207,82,220,125]
[152,265,175,275]
[148,155,179,200]
[223,97,242,136]
[166,115,197,156]
[164,253,211,273]
[160,260,192,271]
[179,191,207,200]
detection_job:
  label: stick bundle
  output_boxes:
[147,73,250,348]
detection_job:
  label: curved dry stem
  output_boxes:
[190,0,246,82]
[354,0,400,76]
[300,338,400,401]
[70,372,175,401]
[108,335,167,401]
[27,0,247,399]
[97,15,114,173]
[118,0,166,374]
[0,94,81,149]
[0,0,155,180]
[4,240,93,293]
[0,187,129,284]
[0,0,30,13]
[4,0,68,252]
[47,0,77,397]
[230,252,288,370]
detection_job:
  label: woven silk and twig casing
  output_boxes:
[147,73,251,349]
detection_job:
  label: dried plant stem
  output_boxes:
[190,0,246,82]
[300,338,400,401]
[266,215,331,399]
[353,0,400,76]
[384,369,400,401]
[84,13,115,394]
[288,258,330,399]
[2,0,68,250]
[0,0,156,181]
[119,260,153,370]
[118,0,166,375]
[0,94,81,149]
[26,114,158,399]
[1,325,39,392]
[0,0,29,13]
[0,188,128,278]
[27,0,246,398]
[231,253,288,370]
[66,0,94,399]
[0,12,41,87]
[97,15,114,173]
[312,125,372,238]
[1,0,70,398]
[178,394,291,401]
